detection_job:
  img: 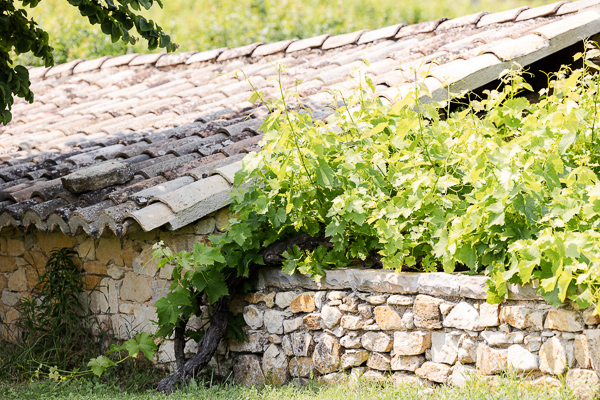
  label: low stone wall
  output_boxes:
[0,208,230,348]
[3,220,600,397]
[226,268,600,398]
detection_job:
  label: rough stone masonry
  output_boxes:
[2,216,600,399]
[222,268,600,399]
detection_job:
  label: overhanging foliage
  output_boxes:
[0,0,176,125]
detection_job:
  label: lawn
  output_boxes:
[16,0,553,65]
[0,373,575,400]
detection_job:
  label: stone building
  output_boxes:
[1,0,600,394]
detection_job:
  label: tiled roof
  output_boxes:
[1,0,599,238]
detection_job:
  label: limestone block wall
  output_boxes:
[0,208,231,348]
[226,268,600,398]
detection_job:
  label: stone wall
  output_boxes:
[226,268,600,399]
[0,208,230,360]
[3,218,600,398]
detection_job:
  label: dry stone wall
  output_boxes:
[0,208,231,354]
[226,268,600,398]
[2,217,600,397]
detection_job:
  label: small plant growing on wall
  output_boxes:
[1,248,99,379]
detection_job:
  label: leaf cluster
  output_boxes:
[151,49,600,360]
[0,0,176,125]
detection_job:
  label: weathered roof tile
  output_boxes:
[286,34,330,53]
[515,1,568,21]
[252,40,295,57]
[217,43,263,62]
[437,12,488,31]
[322,30,367,50]
[477,6,530,27]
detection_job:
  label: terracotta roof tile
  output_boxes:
[128,53,164,66]
[1,0,598,238]
[286,34,330,53]
[515,1,568,21]
[217,43,263,62]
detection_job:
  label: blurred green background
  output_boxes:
[17,0,552,65]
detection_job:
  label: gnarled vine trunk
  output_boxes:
[155,293,232,393]
[155,233,330,393]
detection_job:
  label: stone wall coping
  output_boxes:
[257,268,542,301]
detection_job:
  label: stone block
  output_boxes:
[262,344,288,385]
[431,331,461,365]
[234,354,265,386]
[390,355,425,372]
[388,295,413,306]
[275,292,295,309]
[321,305,342,329]
[476,344,508,375]
[367,352,391,371]
[500,306,545,330]
[458,275,488,299]
[132,246,158,277]
[290,293,315,313]
[415,362,452,383]
[358,304,373,319]
[352,270,419,294]
[2,290,21,307]
[394,331,431,355]
[90,278,118,314]
[443,301,481,330]
[566,369,600,400]
[0,255,18,273]
[374,305,404,330]
[340,315,364,330]
[584,329,600,370]
[230,330,268,353]
[545,309,584,332]
[194,217,216,235]
[413,295,442,329]
[107,265,126,280]
[574,334,592,369]
[6,238,25,257]
[479,303,499,327]
[539,337,567,375]
[525,334,542,352]
[283,316,303,334]
[36,231,76,255]
[582,308,600,326]
[458,334,478,364]
[264,310,291,334]
[243,305,264,329]
[84,260,107,275]
[119,272,152,303]
[289,357,314,377]
[362,331,394,352]
[8,268,28,292]
[312,334,341,374]
[341,350,369,369]
[449,362,476,387]
[303,313,322,330]
[291,332,314,357]
[77,238,95,260]
[507,344,538,372]
[314,291,326,309]
[96,236,123,266]
[417,272,460,297]
[339,294,358,313]
[531,376,563,390]
[340,333,361,349]
[366,295,387,305]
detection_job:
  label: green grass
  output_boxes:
[0,373,575,400]
[16,0,553,65]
